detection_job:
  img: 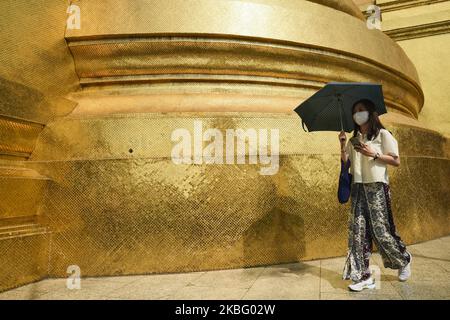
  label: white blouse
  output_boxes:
[344,128,399,184]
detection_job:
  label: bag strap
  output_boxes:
[340,157,351,170]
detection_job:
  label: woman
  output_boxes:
[338,98,412,292]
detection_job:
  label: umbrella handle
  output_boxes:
[301,119,308,132]
[338,97,344,132]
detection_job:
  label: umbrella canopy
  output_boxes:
[294,82,387,133]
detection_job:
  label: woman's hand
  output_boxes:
[339,131,348,163]
[338,130,346,147]
[355,143,400,166]
[354,143,376,158]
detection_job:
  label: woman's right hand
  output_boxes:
[339,130,348,163]
[339,130,347,148]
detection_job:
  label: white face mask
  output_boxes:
[353,111,369,125]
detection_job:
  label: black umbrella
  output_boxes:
[294,82,387,133]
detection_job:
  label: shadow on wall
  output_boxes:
[243,196,306,266]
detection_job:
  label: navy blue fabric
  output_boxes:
[338,158,352,203]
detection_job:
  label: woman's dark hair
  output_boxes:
[351,98,391,140]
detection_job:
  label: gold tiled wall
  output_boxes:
[0,163,50,292]
[0,0,79,292]
[22,113,449,278]
[1,0,449,292]
[0,233,50,292]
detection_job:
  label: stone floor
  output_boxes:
[1,236,449,300]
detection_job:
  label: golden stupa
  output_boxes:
[0,0,449,292]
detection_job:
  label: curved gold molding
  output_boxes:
[65,0,424,118]
[65,0,421,80]
[385,20,450,41]
[67,36,423,118]
[30,112,449,161]
[0,78,75,160]
[0,115,44,160]
[378,0,449,12]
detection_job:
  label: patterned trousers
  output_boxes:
[343,182,410,282]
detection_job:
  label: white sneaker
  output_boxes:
[348,277,376,292]
[398,252,412,281]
